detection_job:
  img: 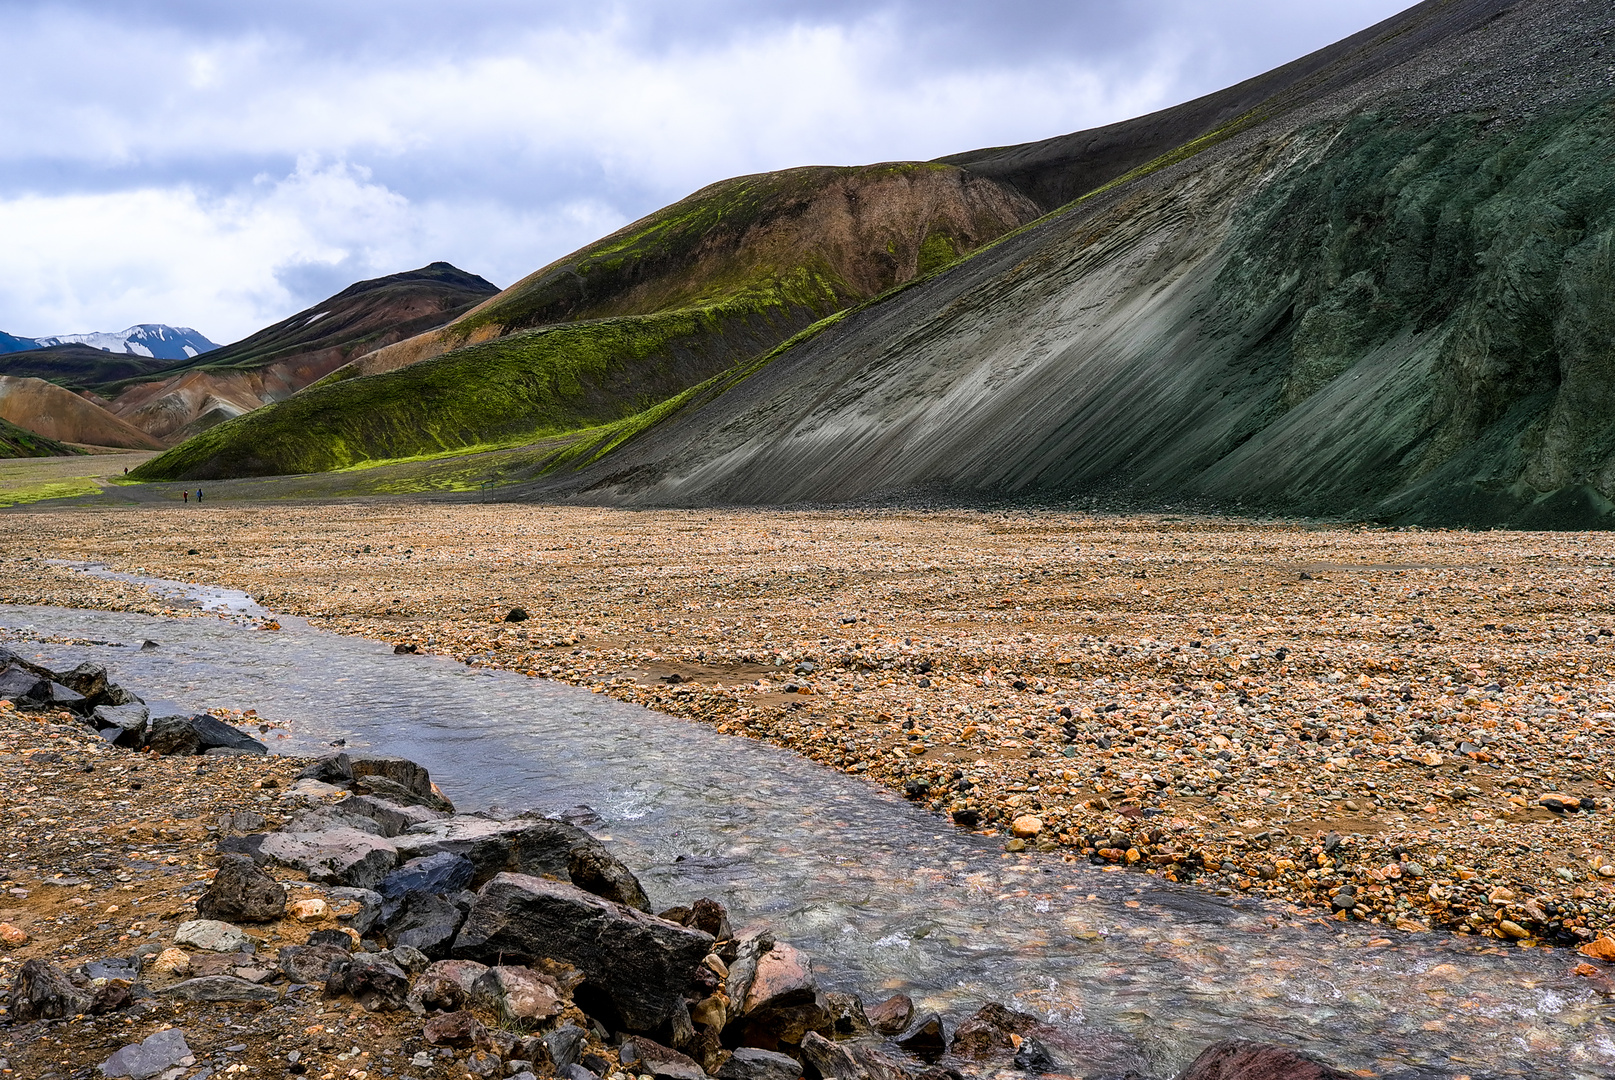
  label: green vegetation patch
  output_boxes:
[0,416,81,458]
[131,290,826,481]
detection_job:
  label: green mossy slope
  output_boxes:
[0,416,80,458]
[137,163,1036,479]
[130,298,815,480]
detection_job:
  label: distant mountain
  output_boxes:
[0,324,217,361]
[0,344,181,390]
[0,376,163,451]
[104,262,501,442]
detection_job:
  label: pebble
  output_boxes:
[289,898,330,922]
[9,505,1615,947]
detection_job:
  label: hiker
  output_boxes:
[183,490,188,504]
[196,488,203,503]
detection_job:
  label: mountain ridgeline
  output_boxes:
[136,0,1615,528]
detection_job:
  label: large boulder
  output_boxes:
[50,661,109,701]
[146,713,267,756]
[1172,1041,1351,1080]
[380,853,476,900]
[257,828,399,890]
[325,953,410,1011]
[7,958,91,1020]
[949,1002,1040,1060]
[93,702,150,738]
[196,855,286,923]
[0,666,55,710]
[339,794,448,837]
[99,1028,194,1080]
[451,872,712,1031]
[473,965,566,1022]
[396,814,648,908]
[717,1048,803,1080]
[382,892,466,958]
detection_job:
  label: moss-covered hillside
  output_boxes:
[0,416,79,458]
[133,164,1037,480]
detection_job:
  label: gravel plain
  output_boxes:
[2,502,1614,956]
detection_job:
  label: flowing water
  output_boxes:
[2,568,1610,1079]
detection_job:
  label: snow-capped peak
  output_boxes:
[28,324,219,361]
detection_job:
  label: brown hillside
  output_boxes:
[0,376,163,450]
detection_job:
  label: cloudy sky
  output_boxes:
[0,0,1415,345]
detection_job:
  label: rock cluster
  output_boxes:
[0,645,266,756]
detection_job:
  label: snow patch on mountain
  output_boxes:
[8,324,219,361]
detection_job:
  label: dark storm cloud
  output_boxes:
[0,0,1416,340]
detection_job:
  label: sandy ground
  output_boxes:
[2,501,1614,954]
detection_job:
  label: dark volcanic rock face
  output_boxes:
[526,0,1615,529]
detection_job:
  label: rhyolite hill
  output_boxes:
[133,165,1037,478]
[138,0,1615,528]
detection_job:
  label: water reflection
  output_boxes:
[1,574,1610,1078]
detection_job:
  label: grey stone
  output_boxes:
[340,794,448,837]
[161,976,279,1003]
[174,919,249,953]
[277,944,351,984]
[348,754,436,797]
[326,887,385,935]
[324,953,409,1011]
[8,958,92,1020]
[472,964,564,1021]
[354,773,455,813]
[561,1065,601,1080]
[146,713,266,756]
[380,852,476,899]
[545,1024,587,1069]
[257,828,398,890]
[93,702,149,735]
[382,891,465,958]
[452,873,711,1030]
[99,1027,193,1079]
[397,814,646,906]
[0,665,51,708]
[385,944,430,974]
[196,855,286,923]
[717,1048,803,1080]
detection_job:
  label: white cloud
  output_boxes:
[0,160,619,341]
[0,1,1416,340]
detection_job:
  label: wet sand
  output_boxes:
[1,501,1612,951]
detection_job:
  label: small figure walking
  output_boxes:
[196,488,203,503]
[183,490,188,504]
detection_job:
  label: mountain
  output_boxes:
[103,262,500,442]
[0,344,183,389]
[0,324,217,360]
[0,376,163,451]
[132,166,1036,478]
[0,415,80,458]
[135,0,1615,529]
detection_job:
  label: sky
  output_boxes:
[0,0,1417,345]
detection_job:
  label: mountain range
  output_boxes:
[9,0,1615,528]
[0,324,216,361]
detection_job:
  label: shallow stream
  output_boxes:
[1,569,1609,1078]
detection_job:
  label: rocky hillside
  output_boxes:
[505,0,1615,529]
[0,376,162,451]
[105,262,500,442]
[131,165,1037,479]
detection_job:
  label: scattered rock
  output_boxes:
[196,854,286,923]
[288,898,329,922]
[473,964,564,1021]
[424,1009,490,1049]
[98,1027,193,1080]
[150,948,189,976]
[866,993,913,1036]
[381,891,466,958]
[451,872,712,1030]
[146,713,267,756]
[257,827,399,890]
[325,953,410,1011]
[949,1002,1039,1060]
[1171,1040,1350,1080]
[173,919,250,953]
[162,976,280,1003]
[381,852,476,900]
[801,1031,870,1080]
[896,1014,947,1063]
[277,944,352,985]
[717,1047,804,1080]
[7,958,92,1020]
[544,1023,587,1069]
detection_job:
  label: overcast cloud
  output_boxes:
[0,0,1415,343]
